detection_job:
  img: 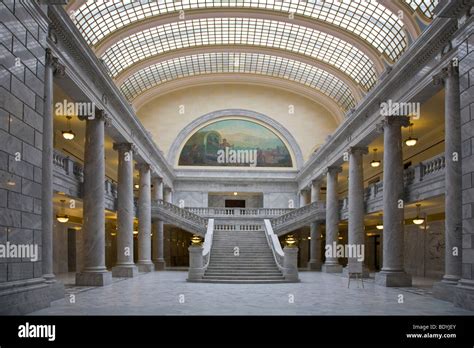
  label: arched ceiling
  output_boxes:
[66,0,438,117]
[120,51,356,110]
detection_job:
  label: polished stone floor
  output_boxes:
[30,271,473,315]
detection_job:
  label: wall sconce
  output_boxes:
[412,204,425,225]
[285,234,297,247]
[62,116,75,140]
[133,230,138,235]
[370,148,381,168]
[56,199,69,223]
[233,192,238,196]
[405,123,418,147]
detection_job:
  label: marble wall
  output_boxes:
[404,220,445,279]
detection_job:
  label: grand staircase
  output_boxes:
[201,227,288,283]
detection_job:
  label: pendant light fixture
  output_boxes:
[412,204,425,225]
[62,116,75,140]
[370,148,381,168]
[405,123,418,147]
[56,199,69,223]
[376,214,383,230]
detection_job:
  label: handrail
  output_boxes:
[271,201,325,228]
[155,199,208,227]
[264,219,284,271]
[202,219,214,269]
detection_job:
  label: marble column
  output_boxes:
[433,60,463,301]
[136,163,153,272]
[375,116,411,287]
[443,62,463,284]
[346,146,369,276]
[308,180,322,270]
[322,166,342,273]
[152,176,166,270]
[76,110,112,286]
[41,49,57,282]
[111,143,138,277]
[164,187,173,204]
[299,190,308,207]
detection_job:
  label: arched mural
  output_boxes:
[178,119,293,167]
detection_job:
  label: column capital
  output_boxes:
[326,166,342,175]
[151,174,163,182]
[311,178,323,187]
[433,58,459,85]
[383,115,410,128]
[113,142,136,154]
[45,48,65,77]
[347,146,368,155]
[136,162,151,172]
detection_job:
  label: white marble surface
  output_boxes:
[30,272,473,316]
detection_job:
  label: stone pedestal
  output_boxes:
[374,116,411,287]
[75,111,112,286]
[187,246,204,281]
[322,166,342,273]
[283,247,299,282]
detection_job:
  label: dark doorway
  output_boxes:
[225,199,245,208]
[67,228,76,272]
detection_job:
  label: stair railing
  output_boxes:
[202,219,215,270]
[263,219,285,271]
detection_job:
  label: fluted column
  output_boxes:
[308,179,322,270]
[346,146,369,276]
[136,163,153,272]
[152,176,165,270]
[375,116,411,287]
[112,143,138,277]
[322,166,342,273]
[76,110,112,286]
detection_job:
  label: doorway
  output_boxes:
[225,199,246,208]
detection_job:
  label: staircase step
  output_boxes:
[202,275,285,280]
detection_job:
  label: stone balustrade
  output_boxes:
[185,207,293,218]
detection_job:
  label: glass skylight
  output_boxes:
[102,18,377,90]
[120,52,357,111]
[404,0,439,19]
[72,0,407,61]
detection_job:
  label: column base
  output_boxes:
[307,260,322,271]
[76,271,112,286]
[321,263,343,273]
[137,262,154,273]
[112,265,138,278]
[433,280,458,302]
[0,278,52,314]
[153,260,166,270]
[453,279,474,311]
[343,266,370,278]
[375,271,412,287]
[48,280,65,301]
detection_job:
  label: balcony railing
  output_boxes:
[53,149,118,210]
[185,207,293,218]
